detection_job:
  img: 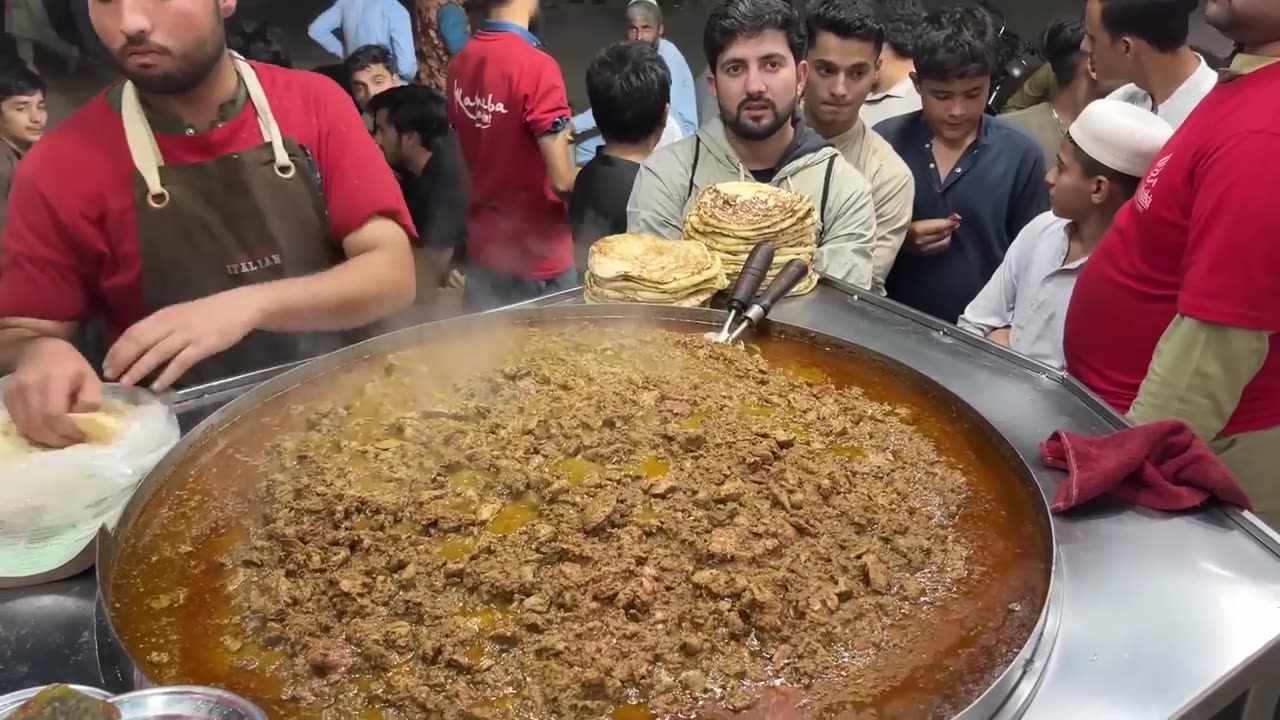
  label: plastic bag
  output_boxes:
[0,381,180,579]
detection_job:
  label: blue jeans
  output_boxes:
[462,264,578,313]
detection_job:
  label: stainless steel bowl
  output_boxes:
[0,685,266,720]
[0,685,113,716]
[109,686,267,719]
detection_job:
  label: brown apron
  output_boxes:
[121,56,366,389]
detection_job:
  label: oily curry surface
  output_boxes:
[110,323,1049,720]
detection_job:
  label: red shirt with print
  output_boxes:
[446,29,572,279]
[0,61,414,340]
[1064,62,1280,436]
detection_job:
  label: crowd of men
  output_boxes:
[0,0,1274,524]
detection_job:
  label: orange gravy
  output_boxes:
[109,322,1050,719]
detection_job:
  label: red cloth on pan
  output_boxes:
[1042,420,1253,513]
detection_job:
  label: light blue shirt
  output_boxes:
[308,0,418,81]
[572,37,698,166]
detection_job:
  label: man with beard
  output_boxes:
[0,0,416,447]
[1064,0,1280,526]
[876,6,1048,323]
[571,0,697,166]
[627,0,878,291]
[803,0,913,295]
[448,0,578,312]
[369,85,467,306]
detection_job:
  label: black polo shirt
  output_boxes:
[402,133,468,257]
[875,112,1049,322]
[568,152,641,250]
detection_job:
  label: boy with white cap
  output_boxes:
[958,99,1171,369]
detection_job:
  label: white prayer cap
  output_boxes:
[627,0,660,6]
[1068,99,1173,178]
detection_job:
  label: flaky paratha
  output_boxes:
[587,234,716,286]
[688,224,817,252]
[583,272,723,306]
[690,183,812,232]
[590,253,727,295]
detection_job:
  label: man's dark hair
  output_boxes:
[344,44,397,84]
[1099,0,1196,53]
[627,0,664,27]
[0,64,45,103]
[704,0,807,70]
[871,0,924,58]
[1043,18,1086,86]
[226,18,292,68]
[805,0,885,54]
[1068,136,1142,200]
[367,85,452,152]
[913,6,997,82]
[587,41,671,144]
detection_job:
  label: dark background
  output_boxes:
[34,0,1231,125]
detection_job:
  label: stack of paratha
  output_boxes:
[584,233,728,306]
[683,182,819,296]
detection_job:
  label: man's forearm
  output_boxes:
[0,319,77,373]
[246,219,415,332]
[538,130,578,199]
[0,327,46,373]
[1128,314,1270,441]
[308,20,344,58]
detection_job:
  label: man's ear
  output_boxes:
[910,70,921,92]
[219,0,237,21]
[1090,176,1110,205]
[795,59,809,96]
[705,68,718,100]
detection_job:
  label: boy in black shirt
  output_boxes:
[569,41,672,271]
[368,85,468,305]
[876,6,1048,322]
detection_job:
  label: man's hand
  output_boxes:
[904,217,960,256]
[104,287,264,391]
[987,327,1012,347]
[4,337,102,448]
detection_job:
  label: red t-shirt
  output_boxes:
[0,61,414,339]
[446,29,572,279]
[1064,62,1280,435]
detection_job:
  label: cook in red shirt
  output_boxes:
[0,0,417,447]
[446,0,579,312]
[1063,0,1280,525]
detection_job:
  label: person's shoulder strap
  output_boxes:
[685,136,702,201]
[820,154,837,229]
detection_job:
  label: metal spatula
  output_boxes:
[705,243,775,343]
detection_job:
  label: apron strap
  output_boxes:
[120,52,296,208]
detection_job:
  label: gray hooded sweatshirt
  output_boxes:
[625,118,878,290]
